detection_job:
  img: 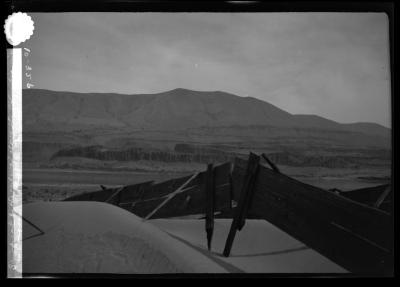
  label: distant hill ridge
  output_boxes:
[23,88,390,137]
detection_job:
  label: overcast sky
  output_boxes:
[26,13,391,127]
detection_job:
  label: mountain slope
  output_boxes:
[23,88,390,138]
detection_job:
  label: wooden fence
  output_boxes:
[64,153,393,274]
[224,153,393,275]
[65,162,233,219]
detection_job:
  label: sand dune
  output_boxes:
[23,201,347,274]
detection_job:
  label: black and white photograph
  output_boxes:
[6,1,394,277]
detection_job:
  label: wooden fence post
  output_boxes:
[205,163,215,251]
[223,153,260,257]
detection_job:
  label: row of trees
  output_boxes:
[53,145,234,164]
[53,145,381,168]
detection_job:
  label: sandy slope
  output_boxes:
[23,201,348,274]
[150,219,348,273]
[23,202,228,273]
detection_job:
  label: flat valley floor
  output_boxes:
[22,164,390,203]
